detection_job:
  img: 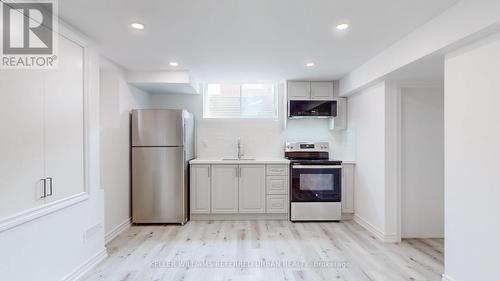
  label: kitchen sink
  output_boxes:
[222,158,256,161]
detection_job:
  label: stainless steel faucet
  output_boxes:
[237,137,244,159]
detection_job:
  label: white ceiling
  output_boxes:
[59,0,457,83]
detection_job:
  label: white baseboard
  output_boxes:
[353,214,400,243]
[60,248,107,281]
[442,274,457,281]
[105,217,131,244]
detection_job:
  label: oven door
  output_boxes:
[290,164,342,202]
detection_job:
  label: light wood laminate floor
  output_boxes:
[82,220,444,281]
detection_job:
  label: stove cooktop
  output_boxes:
[288,159,342,165]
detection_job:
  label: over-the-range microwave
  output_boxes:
[288,100,337,118]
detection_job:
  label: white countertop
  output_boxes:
[189,158,290,165]
[190,158,354,165]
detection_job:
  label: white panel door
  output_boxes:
[238,165,266,213]
[287,82,310,100]
[310,82,334,100]
[211,165,239,213]
[190,165,211,214]
[44,35,85,202]
[341,164,355,213]
[0,70,45,218]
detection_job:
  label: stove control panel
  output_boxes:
[285,141,329,152]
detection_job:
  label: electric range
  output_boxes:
[285,141,342,221]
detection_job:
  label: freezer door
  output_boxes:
[131,109,183,146]
[132,147,186,223]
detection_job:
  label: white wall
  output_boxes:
[347,81,400,241]
[99,58,150,241]
[149,92,203,119]
[443,33,500,281]
[0,40,105,280]
[348,82,387,236]
[401,87,444,238]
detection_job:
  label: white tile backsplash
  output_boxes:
[196,118,356,160]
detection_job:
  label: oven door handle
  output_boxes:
[292,165,343,169]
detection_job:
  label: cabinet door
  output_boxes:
[287,82,310,100]
[341,164,355,213]
[0,70,46,218]
[44,35,85,202]
[310,82,334,100]
[239,165,266,213]
[190,165,211,214]
[211,165,239,213]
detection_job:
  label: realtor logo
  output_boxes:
[1,0,58,69]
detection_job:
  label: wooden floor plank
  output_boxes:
[81,221,444,281]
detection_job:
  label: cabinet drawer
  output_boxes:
[266,195,288,213]
[266,165,289,176]
[266,176,288,194]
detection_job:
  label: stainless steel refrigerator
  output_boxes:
[131,109,194,224]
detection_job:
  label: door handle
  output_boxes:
[40,178,47,199]
[46,177,53,196]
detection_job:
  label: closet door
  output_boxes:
[44,35,85,202]
[0,70,46,218]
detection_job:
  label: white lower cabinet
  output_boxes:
[190,163,289,217]
[238,165,266,213]
[341,163,355,213]
[266,195,288,213]
[211,165,239,213]
[190,165,211,214]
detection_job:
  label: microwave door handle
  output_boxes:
[292,165,343,169]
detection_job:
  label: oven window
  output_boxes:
[299,174,334,191]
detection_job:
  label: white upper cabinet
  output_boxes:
[190,165,211,214]
[0,32,87,221]
[329,97,347,130]
[44,35,85,202]
[211,165,239,213]
[0,71,46,218]
[310,82,334,100]
[238,165,266,213]
[287,81,336,101]
[287,81,311,100]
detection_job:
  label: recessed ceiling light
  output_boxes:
[336,23,349,30]
[306,62,315,67]
[169,62,179,67]
[131,23,144,30]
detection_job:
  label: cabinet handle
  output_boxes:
[46,177,53,196]
[235,167,238,178]
[40,178,47,199]
[239,167,243,178]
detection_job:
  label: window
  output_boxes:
[203,83,277,118]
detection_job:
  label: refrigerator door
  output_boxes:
[131,109,184,147]
[132,146,186,223]
[182,111,195,161]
